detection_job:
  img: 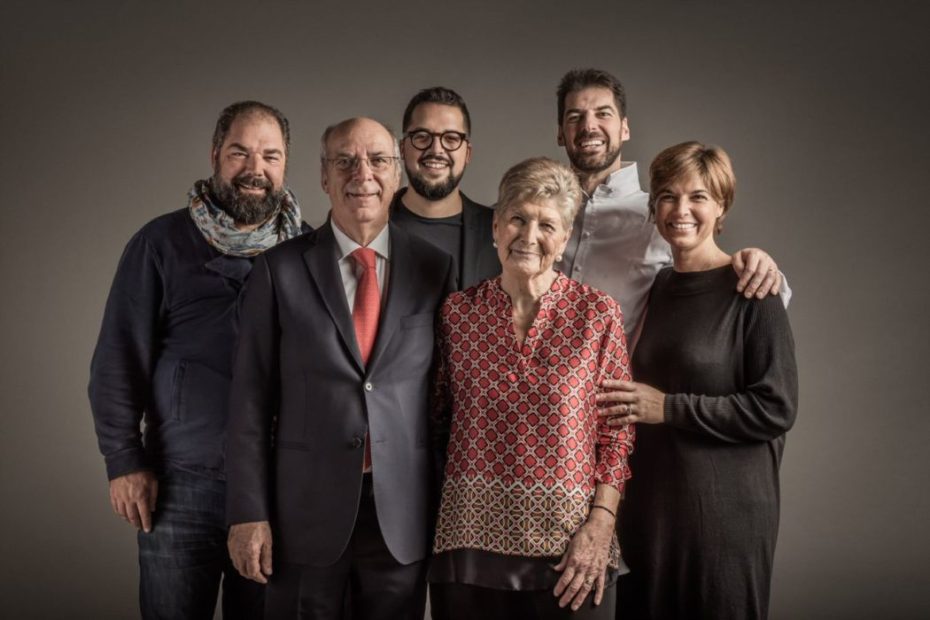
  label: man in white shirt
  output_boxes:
[554,68,788,337]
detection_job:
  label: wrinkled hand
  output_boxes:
[228,521,273,584]
[109,470,158,533]
[553,510,615,610]
[732,248,781,298]
[597,380,665,426]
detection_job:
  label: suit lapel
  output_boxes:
[366,223,411,371]
[460,195,479,289]
[302,226,364,372]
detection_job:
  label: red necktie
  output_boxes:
[351,247,380,471]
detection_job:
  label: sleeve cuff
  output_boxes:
[105,449,150,480]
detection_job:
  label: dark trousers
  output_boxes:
[264,474,427,619]
[138,470,264,620]
[430,582,616,620]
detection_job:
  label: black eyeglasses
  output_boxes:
[404,130,469,152]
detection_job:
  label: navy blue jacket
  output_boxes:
[88,207,310,480]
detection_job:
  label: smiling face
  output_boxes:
[653,174,725,260]
[493,199,571,281]
[558,86,629,176]
[401,102,472,201]
[210,113,287,225]
[321,118,400,242]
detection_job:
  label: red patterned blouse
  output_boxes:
[431,274,635,566]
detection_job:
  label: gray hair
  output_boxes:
[319,117,400,161]
[496,157,583,229]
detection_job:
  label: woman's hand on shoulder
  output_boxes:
[552,508,615,610]
[597,380,666,425]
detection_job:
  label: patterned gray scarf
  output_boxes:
[188,179,303,257]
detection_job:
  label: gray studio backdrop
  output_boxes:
[2,1,928,618]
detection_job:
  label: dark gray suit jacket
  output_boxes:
[225,222,456,566]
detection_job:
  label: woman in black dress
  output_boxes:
[599,142,798,619]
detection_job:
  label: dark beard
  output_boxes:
[210,173,285,226]
[567,134,622,174]
[406,161,464,201]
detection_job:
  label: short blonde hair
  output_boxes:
[648,141,735,234]
[496,157,582,229]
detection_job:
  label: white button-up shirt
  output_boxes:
[557,162,671,336]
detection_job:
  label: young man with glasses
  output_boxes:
[392,87,500,289]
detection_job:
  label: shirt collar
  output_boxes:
[330,219,391,261]
[486,272,568,309]
[589,161,642,199]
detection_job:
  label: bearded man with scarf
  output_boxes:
[88,101,309,620]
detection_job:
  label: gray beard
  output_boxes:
[406,167,464,201]
[210,174,285,226]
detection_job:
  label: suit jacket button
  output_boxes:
[350,436,364,449]
[364,382,373,392]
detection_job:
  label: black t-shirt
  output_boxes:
[391,201,463,277]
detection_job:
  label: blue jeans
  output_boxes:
[138,470,263,620]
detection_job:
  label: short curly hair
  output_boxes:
[496,157,583,230]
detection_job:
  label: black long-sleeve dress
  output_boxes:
[618,265,798,620]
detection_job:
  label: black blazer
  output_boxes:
[459,192,501,289]
[225,222,456,566]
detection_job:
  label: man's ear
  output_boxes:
[557,127,565,147]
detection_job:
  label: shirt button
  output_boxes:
[364,382,373,392]
[582,231,591,238]
[350,436,364,449]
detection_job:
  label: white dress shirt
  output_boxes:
[557,162,671,337]
[331,220,390,311]
[557,161,791,338]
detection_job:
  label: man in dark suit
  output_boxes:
[391,86,500,289]
[226,117,456,619]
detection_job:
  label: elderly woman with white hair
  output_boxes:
[428,157,634,619]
